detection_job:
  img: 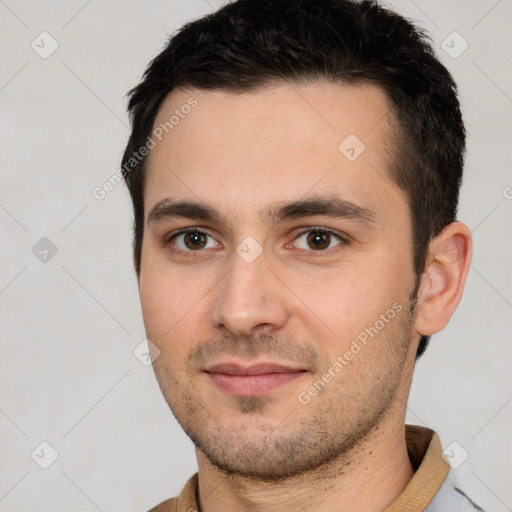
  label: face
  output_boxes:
[139,81,420,480]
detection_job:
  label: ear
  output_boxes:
[414,222,472,336]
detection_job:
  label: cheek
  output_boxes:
[139,264,188,338]
[289,263,404,347]
[138,254,217,350]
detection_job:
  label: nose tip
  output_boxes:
[216,305,277,337]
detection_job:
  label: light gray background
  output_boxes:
[1,0,511,511]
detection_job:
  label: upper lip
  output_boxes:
[205,362,305,376]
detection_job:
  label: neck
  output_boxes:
[195,414,414,512]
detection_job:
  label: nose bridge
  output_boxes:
[211,249,288,335]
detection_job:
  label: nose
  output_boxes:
[210,250,290,336]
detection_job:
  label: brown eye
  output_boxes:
[172,230,217,251]
[184,232,207,250]
[306,231,331,250]
[294,229,344,252]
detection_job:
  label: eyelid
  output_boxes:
[292,226,349,243]
[164,226,215,241]
[286,228,347,256]
[164,227,221,252]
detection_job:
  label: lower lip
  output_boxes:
[207,372,304,396]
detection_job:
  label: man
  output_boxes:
[121,0,482,510]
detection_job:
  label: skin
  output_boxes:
[138,81,472,512]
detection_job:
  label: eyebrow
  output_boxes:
[147,195,375,227]
[263,196,375,226]
[148,199,223,224]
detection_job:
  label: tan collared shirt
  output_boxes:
[149,425,451,512]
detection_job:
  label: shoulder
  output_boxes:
[147,497,178,512]
[426,470,486,512]
[146,473,199,512]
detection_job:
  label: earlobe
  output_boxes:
[414,222,472,336]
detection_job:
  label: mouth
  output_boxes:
[204,362,307,396]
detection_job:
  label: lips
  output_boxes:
[205,362,306,396]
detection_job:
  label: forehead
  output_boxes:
[144,81,405,223]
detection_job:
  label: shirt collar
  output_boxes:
[173,425,449,512]
[384,425,449,511]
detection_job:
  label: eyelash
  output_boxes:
[165,226,348,258]
[292,227,348,256]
